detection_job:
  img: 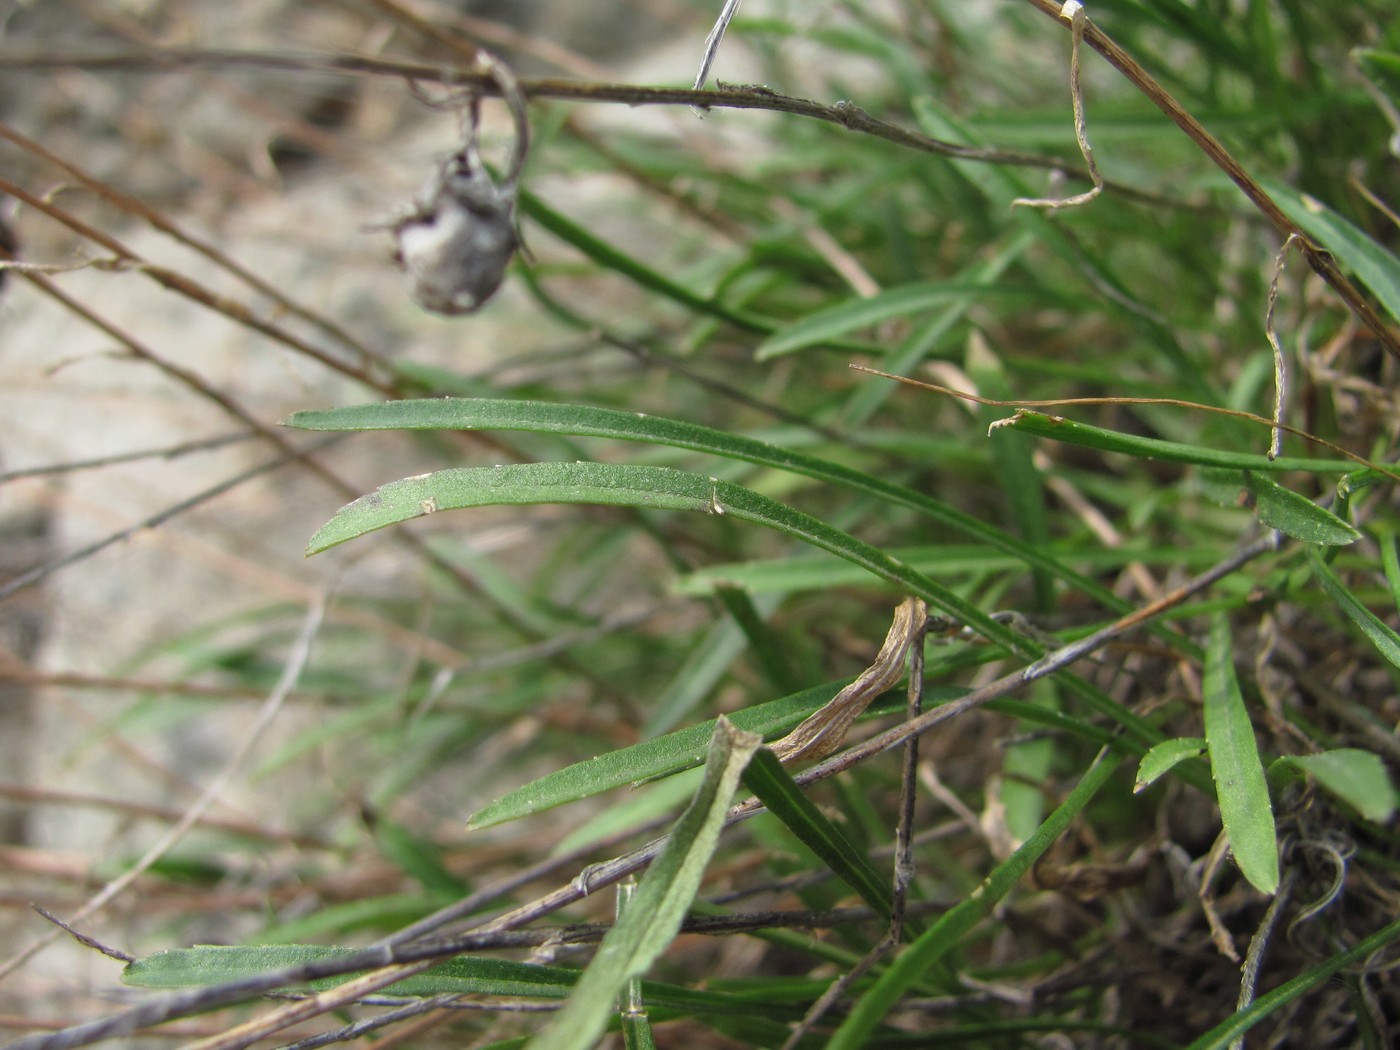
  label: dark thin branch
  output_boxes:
[0,48,1067,172]
[0,432,255,483]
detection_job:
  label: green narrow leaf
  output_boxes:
[1273,749,1399,823]
[516,186,772,333]
[971,338,1053,611]
[1242,472,1359,546]
[306,462,707,553]
[617,880,658,1050]
[754,282,1059,360]
[1184,917,1400,1050]
[645,591,785,739]
[125,945,577,998]
[283,396,1138,619]
[1135,737,1206,792]
[840,233,1032,426]
[712,586,803,695]
[998,411,1353,474]
[524,717,761,1050]
[1203,614,1279,895]
[1308,544,1400,670]
[123,943,801,1020]
[741,747,893,918]
[305,462,1029,660]
[1355,49,1400,108]
[467,685,918,831]
[826,749,1124,1049]
[371,817,468,899]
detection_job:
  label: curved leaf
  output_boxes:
[1267,180,1400,326]
[1135,736,1206,793]
[1243,471,1359,546]
[1308,544,1400,670]
[999,411,1354,474]
[1274,749,1398,823]
[307,461,1029,658]
[755,282,1059,360]
[467,684,917,830]
[286,396,1134,616]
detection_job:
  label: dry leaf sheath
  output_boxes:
[769,598,928,764]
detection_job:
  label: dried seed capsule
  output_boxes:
[394,152,517,316]
[392,53,529,317]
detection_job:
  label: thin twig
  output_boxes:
[0,49,1077,173]
[0,431,256,483]
[0,169,397,397]
[0,122,397,382]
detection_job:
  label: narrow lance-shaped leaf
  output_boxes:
[995,411,1354,474]
[755,281,1063,360]
[742,747,893,918]
[1308,544,1400,671]
[123,944,800,1020]
[284,396,1137,616]
[1242,471,1359,546]
[524,717,761,1050]
[827,749,1124,1048]
[305,461,1029,658]
[1203,613,1278,895]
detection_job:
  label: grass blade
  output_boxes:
[826,748,1124,1048]
[1000,411,1354,473]
[517,186,772,333]
[287,397,1133,618]
[1267,180,1400,326]
[1183,917,1400,1049]
[305,461,1028,656]
[523,717,761,1050]
[755,281,1061,360]
[1308,544,1400,670]
[741,747,892,918]
[466,683,903,830]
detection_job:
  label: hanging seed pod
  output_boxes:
[393,56,529,316]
